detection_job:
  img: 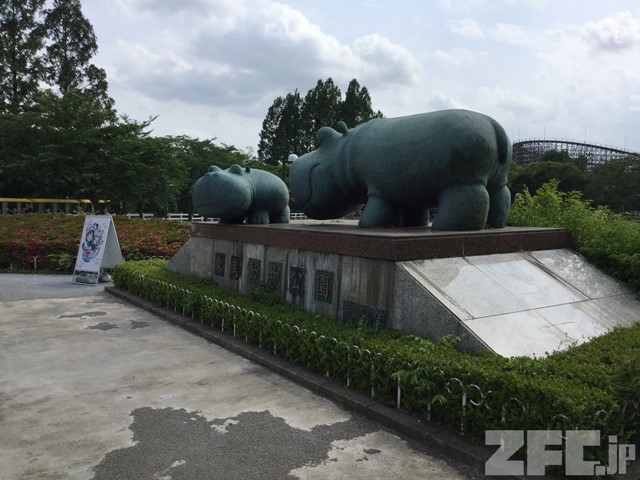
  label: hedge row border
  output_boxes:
[105,284,503,476]
[110,267,638,457]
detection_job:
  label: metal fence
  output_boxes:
[121,272,638,440]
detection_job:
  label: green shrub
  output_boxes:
[113,260,640,449]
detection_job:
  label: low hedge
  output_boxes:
[113,260,640,451]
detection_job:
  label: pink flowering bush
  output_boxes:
[0,214,190,272]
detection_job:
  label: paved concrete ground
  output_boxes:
[0,274,480,480]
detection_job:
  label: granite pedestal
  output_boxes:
[167,221,640,357]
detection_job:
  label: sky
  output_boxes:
[79,0,640,155]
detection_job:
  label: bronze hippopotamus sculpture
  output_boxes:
[290,109,512,230]
[193,165,290,224]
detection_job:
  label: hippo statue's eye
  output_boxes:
[229,165,243,175]
[207,165,222,173]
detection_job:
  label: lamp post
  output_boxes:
[164,182,174,218]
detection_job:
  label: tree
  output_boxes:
[258,90,305,166]
[509,149,591,198]
[258,78,384,164]
[0,0,266,216]
[43,0,112,107]
[0,90,156,212]
[585,154,640,211]
[0,90,119,200]
[162,136,253,218]
[537,149,588,172]
[507,160,522,189]
[300,78,342,152]
[258,91,305,166]
[0,108,44,196]
[339,79,383,128]
[258,96,284,164]
[0,0,46,113]
[510,160,588,197]
[106,132,176,216]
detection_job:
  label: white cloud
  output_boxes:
[432,47,488,66]
[477,87,548,118]
[585,11,640,52]
[82,0,640,152]
[102,0,420,111]
[492,23,536,47]
[449,18,484,38]
[500,0,551,9]
[133,0,257,28]
[352,34,421,85]
[428,92,466,110]
[438,0,488,16]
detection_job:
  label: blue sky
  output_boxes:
[81,0,640,155]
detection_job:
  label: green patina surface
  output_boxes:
[193,165,290,224]
[290,109,512,230]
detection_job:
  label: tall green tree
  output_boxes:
[0,0,45,113]
[43,0,111,107]
[300,78,342,152]
[257,90,304,166]
[258,95,285,164]
[258,78,384,164]
[339,79,383,128]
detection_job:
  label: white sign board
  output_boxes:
[73,215,124,285]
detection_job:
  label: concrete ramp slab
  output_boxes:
[399,249,640,357]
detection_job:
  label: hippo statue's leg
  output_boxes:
[269,206,290,224]
[432,185,489,231]
[247,210,270,224]
[402,209,430,227]
[359,195,402,228]
[486,185,511,228]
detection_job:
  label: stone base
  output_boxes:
[188,221,571,261]
[168,222,622,356]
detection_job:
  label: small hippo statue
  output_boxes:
[290,109,512,230]
[192,164,290,224]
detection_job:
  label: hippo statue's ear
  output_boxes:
[245,167,251,173]
[336,121,349,135]
[317,126,342,146]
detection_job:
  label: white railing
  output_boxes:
[123,212,308,221]
[165,213,206,222]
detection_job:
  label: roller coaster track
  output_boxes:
[512,139,635,170]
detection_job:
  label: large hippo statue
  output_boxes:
[193,165,290,224]
[290,109,511,230]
